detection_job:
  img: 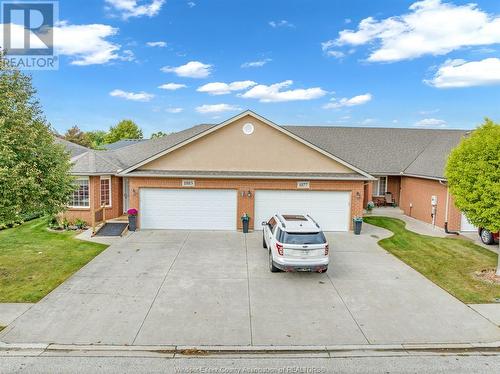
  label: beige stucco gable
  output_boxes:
[139,114,356,173]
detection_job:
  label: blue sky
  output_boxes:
[14,0,500,136]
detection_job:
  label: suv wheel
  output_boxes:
[269,250,279,272]
[480,229,495,245]
[262,234,267,249]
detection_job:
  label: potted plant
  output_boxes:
[127,208,138,231]
[241,213,250,233]
[366,201,375,213]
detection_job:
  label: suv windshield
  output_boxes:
[278,230,326,245]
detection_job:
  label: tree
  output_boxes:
[0,51,75,224]
[86,130,107,149]
[445,119,500,274]
[151,131,170,139]
[63,125,92,148]
[105,119,143,144]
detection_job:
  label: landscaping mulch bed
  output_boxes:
[474,269,500,285]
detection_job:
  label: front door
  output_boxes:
[123,178,129,214]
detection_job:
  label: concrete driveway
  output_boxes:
[1,225,499,346]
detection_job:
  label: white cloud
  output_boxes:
[239,80,326,103]
[166,107,183,113]
[323,93,372,109]
[105,0,165,19]
[419,108,439,115]
[425,58,500,88]
[323,0,500,62]
[361,118,375,125]
[158,83,187,90]
[0,22,125,65]
[56,23,128,65]
[27,22,125,66]
[415,118,447,127]
[269,20,295,28]
[195,104,241,114]
[197,81,257,95]
[187,1,196,7]
[147,41,167,47]
[326,50,345,59]
[110,89,154,101]
[161,61,212,78]
[241,58,272,68]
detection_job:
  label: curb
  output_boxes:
[1,341,500,358]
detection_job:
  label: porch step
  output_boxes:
[94,222,128,237]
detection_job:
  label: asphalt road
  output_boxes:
[1,355,499,374]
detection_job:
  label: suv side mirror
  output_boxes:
[261,221,267,226]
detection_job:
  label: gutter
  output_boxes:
[117,173,375,181]
[440,180,459,235]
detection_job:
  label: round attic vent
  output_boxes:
[242,122,254,135]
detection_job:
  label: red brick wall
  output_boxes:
[399,176,461,230]
[64,176,123,225]
[127,177,365,230]
[447,194,461,231]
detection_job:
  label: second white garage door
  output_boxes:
[140,189,237,230]
[254,190,351,231]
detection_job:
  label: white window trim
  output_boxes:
[69,176,90,209]
[373,176,388,197]
[100,176,112,208]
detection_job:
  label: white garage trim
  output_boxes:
[140,188,237,230]
[460,213,477,232]
[254,190,351,232]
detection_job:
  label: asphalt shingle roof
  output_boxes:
[103,139,147,150]
[54,138,90,158]
[67,121,468,180]
[284,126,467,178]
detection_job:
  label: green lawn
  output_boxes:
[364,216,500,304]
[0,218,108,303]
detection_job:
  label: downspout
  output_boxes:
[440,180,459,235]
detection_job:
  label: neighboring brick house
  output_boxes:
[61,110,472,233]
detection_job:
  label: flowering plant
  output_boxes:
[127,208,138,216]
[367,201,375,211]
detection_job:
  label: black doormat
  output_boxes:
[95,222,128,237]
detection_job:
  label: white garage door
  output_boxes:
[460,213,477,232]
[140,189,237,230]
[254,190,351,231]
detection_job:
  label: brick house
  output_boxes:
[62,110,472,233]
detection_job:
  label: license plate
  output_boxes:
[302,250,309,256]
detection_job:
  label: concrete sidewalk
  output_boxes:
[368,208,450,237]
[369,207,498,252]
[0,304,33,326]
[1,340,500,358]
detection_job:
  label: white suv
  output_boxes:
[262,214,329,273]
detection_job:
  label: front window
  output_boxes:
[70,178,89,208]
[374,176,387,196]
[100,177,111,207]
